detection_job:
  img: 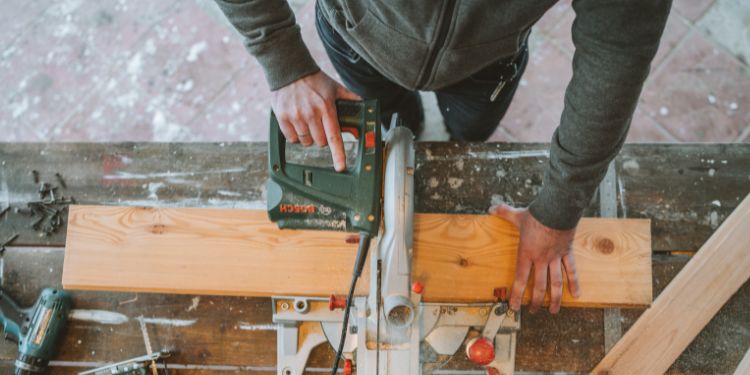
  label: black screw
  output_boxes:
[494,302,509,316]
[31,170,39,184]
[30,216,44,230]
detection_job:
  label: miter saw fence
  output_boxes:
[267,99,383,236]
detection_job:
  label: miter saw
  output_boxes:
[267,100,520,375]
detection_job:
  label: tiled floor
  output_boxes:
[1,0,748,143]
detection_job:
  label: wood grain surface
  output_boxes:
[63,206,652,306]
[593,193,750,374]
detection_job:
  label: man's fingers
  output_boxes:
[548,258,563,314]
[562,253,581,298]
[291,116,314,147]
[321,103,346,172]
[489,204,522,227]
[307,115,327,147]
[529,262,548,313]
[509,255,532,311]
[278,118,299,143]
[335,84,362,101]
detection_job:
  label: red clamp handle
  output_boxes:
[466,337,495,366]
[329,294,347,311]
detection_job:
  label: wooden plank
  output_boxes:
[62,205,651,306]
[2,143,749,252]
[593,194,750,374]
[412,213,651,306]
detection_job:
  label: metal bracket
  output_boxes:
[599,161,623,353]
[273,296,352,375]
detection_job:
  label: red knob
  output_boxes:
[466,337,495,366]
[412,281,424,294]
[329,294,347,311]
[493,287,508,302]
[344,359,353,375]
[345,235,360,244]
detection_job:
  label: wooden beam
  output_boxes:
[593,193,750,374]
[62,205,651,306]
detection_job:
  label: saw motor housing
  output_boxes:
[267,99,383,236]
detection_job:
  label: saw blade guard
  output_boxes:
[267,99,382,235]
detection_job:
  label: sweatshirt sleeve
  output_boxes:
[528,0,671,230]
[214,0,320,90]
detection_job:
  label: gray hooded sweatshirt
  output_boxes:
[215,0,671,230]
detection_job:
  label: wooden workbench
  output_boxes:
[0,143,748,374]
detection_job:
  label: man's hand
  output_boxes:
[490,204,581,314]
[271,71,361,172]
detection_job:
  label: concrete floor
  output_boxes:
[1,0,749,143]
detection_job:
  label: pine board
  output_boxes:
[63,205,651,306]
[593,193,750,373]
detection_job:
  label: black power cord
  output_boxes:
[330,232,371,375]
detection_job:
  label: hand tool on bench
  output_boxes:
[0,287,71,375]
[78,316,172,375]
[267,100,521,375]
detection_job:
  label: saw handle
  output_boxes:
[267,99,382,235]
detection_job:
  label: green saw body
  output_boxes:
[267,100,383,236]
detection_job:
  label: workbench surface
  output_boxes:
[0,143,748,374]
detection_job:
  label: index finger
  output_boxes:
[509,253,532,311]
[562,253,581,298]
[322,102,346,172]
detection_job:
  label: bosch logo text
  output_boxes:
[279,204,316,214]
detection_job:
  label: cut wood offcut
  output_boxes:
[593,193,750,374]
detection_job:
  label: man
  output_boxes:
[215,0,670,315]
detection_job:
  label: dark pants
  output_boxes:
[315,6,528,141]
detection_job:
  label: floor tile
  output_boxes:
[697,0,750,65]
[673,0,716,22]
[0,1,109,142]
[651,11,691,71]
[626,108,679,143]
[640,31,750,142]
[534,0,572,35]
[541,5,575,57]
[0,1,48,49]
[496,31,572,142]
[191,0,334,142]
[0,0,747,144]
[54,1,249,142]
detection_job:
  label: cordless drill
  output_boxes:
[0,288,71,374]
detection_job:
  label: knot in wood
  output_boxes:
[151,224,167,235]
[595,238,615,255]
[459,257,469,267]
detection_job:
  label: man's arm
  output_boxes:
[495,0,671,314]
[530,0,671,229]
[214,0,359,171]
[215,0,318,90]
